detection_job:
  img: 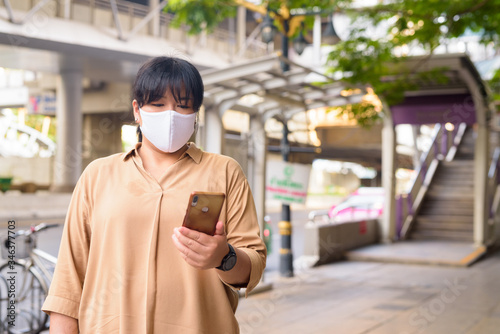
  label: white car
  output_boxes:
[327,187,385,223]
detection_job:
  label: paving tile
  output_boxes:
[417,308,483,334]
[464,316,500,334]
[237,248,500,334]
[359,308,424,334]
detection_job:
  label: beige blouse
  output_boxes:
[42,143,267,333]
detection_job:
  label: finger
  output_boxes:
[178,226,211,245]
[172,234,210,269]
[173,228,204,254]
[214,221,225,236]
[171,233,204,262]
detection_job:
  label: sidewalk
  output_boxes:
[5,192,499,333]
[0,191,71,226]
[236,251,500,334]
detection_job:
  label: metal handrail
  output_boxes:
[399,124,443,238]
[488,147,500,180]
[488,147,500,219]
[445,122,467,161]
[307,209,330,225]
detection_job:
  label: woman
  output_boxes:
[43,56,267,333]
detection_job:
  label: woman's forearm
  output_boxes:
[49,312,78,334]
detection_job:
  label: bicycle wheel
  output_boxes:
[0,262,49,334]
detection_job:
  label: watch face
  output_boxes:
[224,254,237,271]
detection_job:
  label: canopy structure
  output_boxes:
[389,53,490,127]
[200,52,496,247]
[198,54,364,231]
[381,53,494,245]
[201,54,364,126]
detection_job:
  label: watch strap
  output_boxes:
[216,243,236,271]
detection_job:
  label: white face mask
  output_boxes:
[139,108,196,153]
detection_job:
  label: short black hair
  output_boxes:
[132,56,204,112]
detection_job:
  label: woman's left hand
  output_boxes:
[172,221,229,270]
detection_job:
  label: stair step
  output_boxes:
[434,167,474,172]
[421,198,474,205]
[434,169,474,175]
[416,215,473,224]
[434,174,474,179]
[426,191,474,199]
[438,166,474,172]
[410,230,473,242]
[438,162,474,166]
[432,178,474,184]
[418,206,473,215]
[428,186,474,195]
[414,222,473,231]
[442,160,475,166]
[425,186,473,194]
[455,154,475,160]
[431,183,474,189]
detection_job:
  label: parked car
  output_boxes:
[327,187,385,223]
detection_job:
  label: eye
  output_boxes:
[152,104,164,107]
[177,104,190,109]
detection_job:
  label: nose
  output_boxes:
[164,102,177,110]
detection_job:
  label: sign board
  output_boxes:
[266,161,311,204]
[0,87,29,107]
[28,91,56,115]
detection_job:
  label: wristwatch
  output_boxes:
[216,243,237,271]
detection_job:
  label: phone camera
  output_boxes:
[191,195,198,207]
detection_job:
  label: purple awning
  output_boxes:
[391,94,476,125]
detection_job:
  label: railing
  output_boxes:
[0,0,268,59]
[445,123,467,161]
[0,115,55,158]
[397,123,467,239]
[488,147,500,221]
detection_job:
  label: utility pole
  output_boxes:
[238,0,341,278]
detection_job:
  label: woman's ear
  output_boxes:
[132,100,140,124]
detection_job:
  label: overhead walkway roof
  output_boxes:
[201,54,365,122]
[389,53,491,127]
[0,3,231,81]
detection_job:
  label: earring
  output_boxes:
[135,118,138,122]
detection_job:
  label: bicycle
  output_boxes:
[0,223,59,334]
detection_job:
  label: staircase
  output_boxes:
[409,128,475,242]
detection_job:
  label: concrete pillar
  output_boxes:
[52,69,83,192]
[381,113,396,242]
[204,105,224,154]
[249,115,267,231]
[82,113,124,168]
[150,0,161,37]
[59,0,71,19]
[474,124,490,246]
[237,6,246,53]
[313,15,321,66]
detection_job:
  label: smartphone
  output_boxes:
[182,191,225,235]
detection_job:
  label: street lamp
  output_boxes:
[322,14,341,45]
[261,10,340,278]
[293,29,308,56]
[261,14,276,44]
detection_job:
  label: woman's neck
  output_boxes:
[137,139,188,179]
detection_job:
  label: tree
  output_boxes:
[326,0,500,124]
[165,0,500,125]
[165,1,351,35]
